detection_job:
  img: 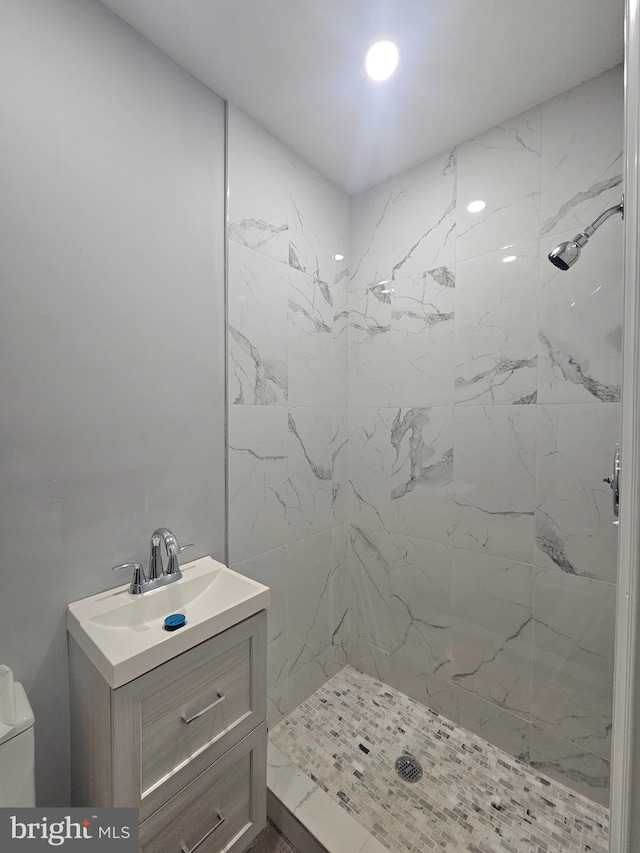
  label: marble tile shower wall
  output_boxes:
[347,65,623,806]
[226,105,351,727]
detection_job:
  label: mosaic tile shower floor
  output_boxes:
[270,666,608,853]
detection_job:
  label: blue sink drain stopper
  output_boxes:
[164,613,186,631]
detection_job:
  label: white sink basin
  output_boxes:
[67,556,270,688]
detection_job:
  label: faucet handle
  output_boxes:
[112,562,147,595]
[112,562,144,573]
[166,543,193,576]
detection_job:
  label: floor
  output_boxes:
[270,666,609,853]
[249,821,299,853]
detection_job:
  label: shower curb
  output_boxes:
[267,743,387,853]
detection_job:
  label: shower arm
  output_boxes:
[574,197,624,246]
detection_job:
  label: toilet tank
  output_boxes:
[0,681,35,807]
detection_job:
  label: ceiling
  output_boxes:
[99,0,624,195]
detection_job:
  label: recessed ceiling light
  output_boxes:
[365,41,399,82]
[467,200,486,213]
[502,255,517,263]
[334,253,344,261]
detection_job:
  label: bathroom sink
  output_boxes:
[67,556,270,688]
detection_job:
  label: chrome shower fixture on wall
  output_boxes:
[548,195,624,270]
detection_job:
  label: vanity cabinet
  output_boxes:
[139,725,265,853]
[69,610,267,852]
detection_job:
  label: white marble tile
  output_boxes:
[267,743,319,811]
[351,149,455,293]
[451,549,533,720]
[387,406,454,544]
[538,225,622,404]
[347,637,391,684]
[387,534,452,675]
[267,745,371,853]
[330,525,350,669]
[228,405,289,563]
[288,153,349,291]
[535,404,620,582]
[348,525,452,678]
[348,639,452,725]
[457,106,541,261]
[267,682,289,730]
[380,649,459,722]
[348,408,393,534]
[332,272,350,410]
[350,179,395,289]
[348,283,393,408]
[301,793,372,853]
[287,530,333,677]
[287,407,333,542]
[453,405,537,562]
[389,149,456,278]
[349,407,454,545]
[451,685,530,763]
[350,268,455,409]
[331,410,349,527]
[532,570,615,761]
[455,242,539,405]
[227,105,290,264]
[530,726,610,807]
[228,241,289,406]
[357,835,390,853]
[348,525,395,652]
[288,266,333,408]
[541,65,623,238]
[232,547,289,692]
[287,647,342,712]
[392,268,455,407]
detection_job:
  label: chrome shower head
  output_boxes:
[547,197,624,271]
[548,240,581,270]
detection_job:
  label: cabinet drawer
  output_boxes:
[141,637,251,794]
[112,611,266,820]
[139,723,267,853]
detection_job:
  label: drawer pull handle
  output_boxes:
[180,811,225,853]
[181,691,225,724]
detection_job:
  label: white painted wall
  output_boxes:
[0,0,226,805]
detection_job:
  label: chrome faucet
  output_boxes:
[149,527,189,580]
[112,527,193,594]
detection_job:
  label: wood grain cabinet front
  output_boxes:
[69,609,267,826]
[139,723,266,853]
[139,635,250,796]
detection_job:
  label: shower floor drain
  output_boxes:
[395,754,423,783]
